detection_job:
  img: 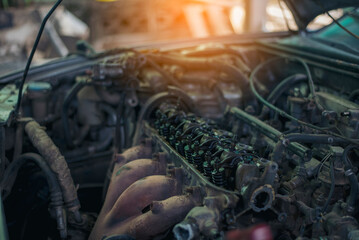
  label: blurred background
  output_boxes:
[0,0,340,75]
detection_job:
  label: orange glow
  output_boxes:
[230,6,245,33]
[96,0,119,2]
[92,0,305,49]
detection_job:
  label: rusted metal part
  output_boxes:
[90,139,207,240]
[106,195,200,240]
[143,122,238,195]
[174,194,237,240]
[174,205,221,239]
[109,140,153,183]
[109,175,182,222]
[115,139,153,168]
[24,119,80,212]
[102,157,167,213]
[90,174,188,240]
[249,184,275,213]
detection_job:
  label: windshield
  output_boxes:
[311,8,359,51]
[0,0,356,76]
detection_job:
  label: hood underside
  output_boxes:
[283,0,359,30]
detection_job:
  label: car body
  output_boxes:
[0,1,359,239]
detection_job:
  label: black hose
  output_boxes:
[15,0,63,116]
[211,82,228,113]
[260,74,308,118]
[342,145,359,213]
[95,105,116,152]
[123,105,133,149]
[24,120,81,218]
[251,57,317,100]
[250,57,359,145]
[267,74,308,104]
[100,103,117,127]
[272,134,348,163]
[0,153,66,238]
[62,81,88,148]
[95,87,122,105]
[115,94,126,152]
[250,58,319,126]
[295,201,321,224]
[282,134,348,144]
[321,158,335,214]
[64,128,113,159]
[1,153,61,200]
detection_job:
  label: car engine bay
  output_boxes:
[1,28,359,240]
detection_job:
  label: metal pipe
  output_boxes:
[259,74,308,118]
[230,107,310,160]
[109,175,181,222]
[272,134,348,163]
[103,159,166,213]
[113,195,198,240]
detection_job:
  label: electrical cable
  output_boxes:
[278,0,294,32]
[313,0,359,39]
[15,0,63,117]
[325,9,359,40]
[316,152,332,181]
[259,74,308,119]
[342,145,359,212]
[249,56,359,145]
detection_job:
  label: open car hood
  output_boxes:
[283,0,359,30]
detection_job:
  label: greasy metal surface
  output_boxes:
[109,175,182,222]
[106,195,199,240]
[229,106,310,159]
[103,158,166,213]
[143,122,238,195]
[317,92,359,112]
[3,20,359,239]
[90,148,199,240]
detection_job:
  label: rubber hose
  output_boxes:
[0,153,67,238]
[24,120,80,214]
[342,145,359,212]
[272,134,348,163]
[62,81,88,148]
